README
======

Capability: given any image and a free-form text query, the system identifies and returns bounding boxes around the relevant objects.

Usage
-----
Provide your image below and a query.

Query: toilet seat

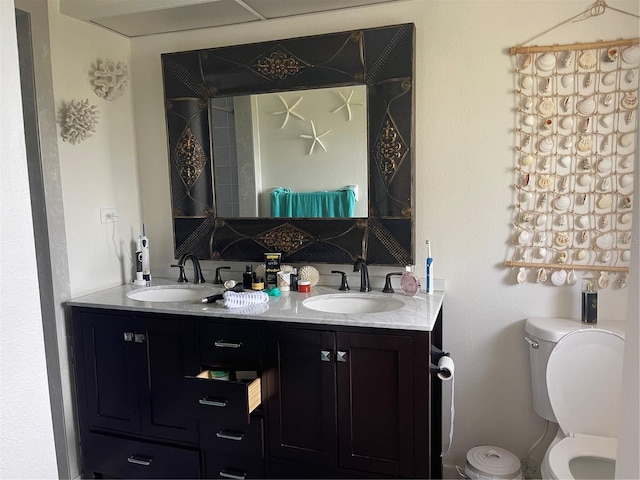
[546,329,624,438]
[546,434,617,479]
[544,329,624,479]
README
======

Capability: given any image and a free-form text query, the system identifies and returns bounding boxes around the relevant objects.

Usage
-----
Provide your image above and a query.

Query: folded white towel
[223,302,270,315]
[219,290,269,309]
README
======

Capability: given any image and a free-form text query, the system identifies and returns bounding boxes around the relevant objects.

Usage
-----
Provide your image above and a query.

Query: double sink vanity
[69,280,444,479]
[68,18,436,479]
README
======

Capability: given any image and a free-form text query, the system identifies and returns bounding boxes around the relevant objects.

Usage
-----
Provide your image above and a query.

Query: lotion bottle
[581,279,597,324]
[243,265,253,289]
[400,265,421,296]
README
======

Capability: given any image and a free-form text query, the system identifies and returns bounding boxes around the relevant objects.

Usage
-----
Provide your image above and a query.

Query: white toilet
[524,317,625,480]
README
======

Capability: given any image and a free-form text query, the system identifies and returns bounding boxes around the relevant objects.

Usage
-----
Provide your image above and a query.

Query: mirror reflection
[211,85,368,218]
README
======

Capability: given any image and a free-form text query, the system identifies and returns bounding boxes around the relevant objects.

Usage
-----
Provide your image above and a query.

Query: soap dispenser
[582,278,597,324]
[400,266,421,296]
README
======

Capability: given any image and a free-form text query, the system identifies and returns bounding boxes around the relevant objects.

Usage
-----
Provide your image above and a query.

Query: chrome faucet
[171,254,206,283]
[353,258,371,292]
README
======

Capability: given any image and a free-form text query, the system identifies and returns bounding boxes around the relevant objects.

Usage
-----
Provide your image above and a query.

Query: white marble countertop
[68,279,444,332]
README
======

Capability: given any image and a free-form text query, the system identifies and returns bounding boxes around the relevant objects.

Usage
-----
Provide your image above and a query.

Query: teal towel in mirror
[270,187,356,218]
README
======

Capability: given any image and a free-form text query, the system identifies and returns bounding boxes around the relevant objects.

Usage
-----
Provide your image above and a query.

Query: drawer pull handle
[219,469,247,480]
[214,340,242,348]
[199,397,228,407]
[127,455,152,466]
[216,430,245,441]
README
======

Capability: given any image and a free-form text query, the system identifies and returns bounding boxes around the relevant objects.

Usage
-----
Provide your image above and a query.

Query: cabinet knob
[134,333,146,344]
[123,332,134,342]
[337,350,348,362]
[320,350,331,362]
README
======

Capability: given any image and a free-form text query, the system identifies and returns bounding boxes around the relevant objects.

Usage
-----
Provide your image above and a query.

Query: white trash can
[464,446,523,480]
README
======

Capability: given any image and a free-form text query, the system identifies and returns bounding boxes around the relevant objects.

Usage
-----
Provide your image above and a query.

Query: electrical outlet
[100,208,119,224]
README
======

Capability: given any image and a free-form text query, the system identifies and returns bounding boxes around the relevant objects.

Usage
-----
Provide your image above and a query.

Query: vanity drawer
[205,451,264,479]
[199,415,263,455]
[199,323,261,368]
[82,432,200,479]
[187,375,261,424]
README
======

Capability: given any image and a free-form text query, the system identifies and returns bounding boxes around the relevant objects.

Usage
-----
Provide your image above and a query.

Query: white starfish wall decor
[331,89,363,121]
[300,120,331,155]
[272,94,305,129]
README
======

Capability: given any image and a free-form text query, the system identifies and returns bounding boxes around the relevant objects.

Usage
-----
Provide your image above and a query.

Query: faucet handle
[382,272,403,293]
[214,266,231,285]
[170,264,188,283]
[331,270,350,291]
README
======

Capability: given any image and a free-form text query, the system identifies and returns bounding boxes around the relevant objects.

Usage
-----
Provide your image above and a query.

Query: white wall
[0,0,58,477]
[131,0,639,473]
[47,0,142,298]
[616,129,639,478]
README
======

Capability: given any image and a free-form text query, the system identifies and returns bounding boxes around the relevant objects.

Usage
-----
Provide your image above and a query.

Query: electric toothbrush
[141,224,151,282]
[426,240,434,294]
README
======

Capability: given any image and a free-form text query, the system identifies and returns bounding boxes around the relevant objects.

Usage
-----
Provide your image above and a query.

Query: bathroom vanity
[69,283,444,479]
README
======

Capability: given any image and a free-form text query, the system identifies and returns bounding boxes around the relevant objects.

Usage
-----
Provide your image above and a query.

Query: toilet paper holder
[430,346,452,378]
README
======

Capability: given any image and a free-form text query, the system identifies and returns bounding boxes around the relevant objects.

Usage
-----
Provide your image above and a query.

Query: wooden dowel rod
[505,260,629,274]
[510,37,639,55]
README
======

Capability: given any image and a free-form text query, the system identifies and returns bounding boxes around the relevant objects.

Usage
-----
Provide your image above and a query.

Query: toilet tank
[524,317,583,422]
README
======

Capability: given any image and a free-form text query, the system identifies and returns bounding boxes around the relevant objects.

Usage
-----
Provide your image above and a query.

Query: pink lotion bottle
[400,266,421,296]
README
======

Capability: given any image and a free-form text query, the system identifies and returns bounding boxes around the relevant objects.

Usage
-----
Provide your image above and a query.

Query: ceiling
[59,0,404,37]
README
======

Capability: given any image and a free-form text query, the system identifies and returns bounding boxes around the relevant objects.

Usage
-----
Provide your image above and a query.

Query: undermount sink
[302,293,404,314]
[127,285,220,303]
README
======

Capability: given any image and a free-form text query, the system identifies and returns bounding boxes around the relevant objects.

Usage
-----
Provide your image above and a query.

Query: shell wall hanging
[507,40,638,288]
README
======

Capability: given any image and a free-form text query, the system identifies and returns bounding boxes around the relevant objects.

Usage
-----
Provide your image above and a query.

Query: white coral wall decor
[61,99,99,144]
[92,60,129,101]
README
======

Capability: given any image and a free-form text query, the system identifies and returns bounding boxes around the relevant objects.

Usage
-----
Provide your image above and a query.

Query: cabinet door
[77,310,199,443]
[336,332,414,477]
[139,316,199,443]
[79,311,141,433]
[266,328,337,466]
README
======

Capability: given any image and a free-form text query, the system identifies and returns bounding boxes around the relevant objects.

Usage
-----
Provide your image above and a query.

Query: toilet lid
[547,329,624,438]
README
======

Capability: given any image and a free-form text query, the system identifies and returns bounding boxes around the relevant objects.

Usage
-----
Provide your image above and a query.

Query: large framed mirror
[162,23,414,265]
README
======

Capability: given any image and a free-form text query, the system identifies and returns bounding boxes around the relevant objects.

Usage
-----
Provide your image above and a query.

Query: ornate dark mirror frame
[161,23,414,265]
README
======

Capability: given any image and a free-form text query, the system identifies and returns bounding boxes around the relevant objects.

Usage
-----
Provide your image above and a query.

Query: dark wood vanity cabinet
[74,309,199,441]
[189,322,265,479]
[265,327,430,478]
[72,307,441,479]
[72,309,201,478]
[265,328,338,468]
